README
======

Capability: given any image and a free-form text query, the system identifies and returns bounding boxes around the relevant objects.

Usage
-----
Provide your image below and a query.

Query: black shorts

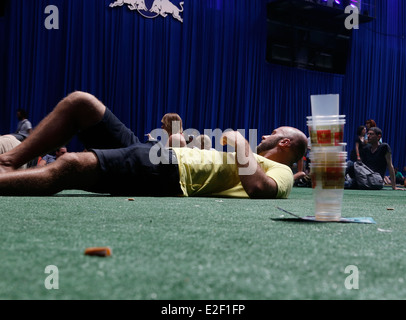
[78,108,182,197]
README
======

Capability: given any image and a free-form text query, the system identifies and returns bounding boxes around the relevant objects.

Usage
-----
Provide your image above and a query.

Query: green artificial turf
[0,187,405,300]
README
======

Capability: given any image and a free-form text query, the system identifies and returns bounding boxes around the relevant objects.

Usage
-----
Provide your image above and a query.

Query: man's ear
[278,138,291,148]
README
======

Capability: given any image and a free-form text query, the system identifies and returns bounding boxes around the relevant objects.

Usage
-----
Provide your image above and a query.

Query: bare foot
[0,156,16,173]
[0,165,15,174]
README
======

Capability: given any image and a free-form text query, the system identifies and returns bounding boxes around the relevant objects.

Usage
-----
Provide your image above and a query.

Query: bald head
[279,127,308,163]
[257,126,308,167]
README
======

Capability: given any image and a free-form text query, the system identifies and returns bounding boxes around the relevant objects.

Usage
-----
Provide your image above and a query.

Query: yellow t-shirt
[172,148,293,199]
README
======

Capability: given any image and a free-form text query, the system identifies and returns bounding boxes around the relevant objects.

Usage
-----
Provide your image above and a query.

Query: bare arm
[221,131,278,199]
[355,141,361,161]
[385,152,404,190]
[294,158,307,181]
[37,158,47,167]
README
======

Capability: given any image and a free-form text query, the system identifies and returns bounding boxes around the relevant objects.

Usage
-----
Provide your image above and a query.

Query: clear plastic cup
[307,121,346,147]
[309,143,347,153]
[307,115,346,121]
[309,163,347,221]
[309,151,348,163]
[311,94,340,117]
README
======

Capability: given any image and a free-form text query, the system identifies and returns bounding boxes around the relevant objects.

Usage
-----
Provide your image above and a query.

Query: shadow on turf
[54,193,112,198]
[271,218,320,224]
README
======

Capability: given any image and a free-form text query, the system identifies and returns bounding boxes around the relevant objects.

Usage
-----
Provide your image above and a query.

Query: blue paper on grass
[276,207,376,224]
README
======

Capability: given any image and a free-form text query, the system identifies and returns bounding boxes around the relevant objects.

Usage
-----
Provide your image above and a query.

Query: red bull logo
[109,0,184,23]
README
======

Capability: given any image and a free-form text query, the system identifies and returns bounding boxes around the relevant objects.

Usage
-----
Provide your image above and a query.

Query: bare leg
[0,152,102,196]
[0,91,106,172]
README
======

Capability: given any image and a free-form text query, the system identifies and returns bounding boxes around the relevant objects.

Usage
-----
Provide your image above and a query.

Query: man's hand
[220,131,245,148]
[294,171,307,181]
[221,131,252,173]
[220,131,278,199]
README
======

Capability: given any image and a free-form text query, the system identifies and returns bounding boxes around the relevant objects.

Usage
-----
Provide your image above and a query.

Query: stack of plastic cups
[307,94,347,222]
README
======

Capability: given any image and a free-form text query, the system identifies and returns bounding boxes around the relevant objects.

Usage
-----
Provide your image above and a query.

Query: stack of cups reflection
[308,94,347,222]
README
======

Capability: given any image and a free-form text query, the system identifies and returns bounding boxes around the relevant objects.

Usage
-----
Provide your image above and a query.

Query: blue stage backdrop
[0,0,405,169]
[0,16,5,119]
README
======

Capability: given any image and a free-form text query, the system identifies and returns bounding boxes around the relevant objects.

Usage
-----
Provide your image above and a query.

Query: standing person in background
[365,119,381,143]
[365,119,377,133]
[350,125,367,162]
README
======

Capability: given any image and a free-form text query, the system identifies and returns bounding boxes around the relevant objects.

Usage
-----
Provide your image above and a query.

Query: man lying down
[0,92,307,199]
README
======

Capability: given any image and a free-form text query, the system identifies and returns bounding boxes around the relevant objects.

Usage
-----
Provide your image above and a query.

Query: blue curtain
[1,0,405,168]
[0,16,4,119]
[343,0,406,169]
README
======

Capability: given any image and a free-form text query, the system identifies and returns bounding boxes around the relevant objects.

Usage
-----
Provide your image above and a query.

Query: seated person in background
[394,167,405,185]
[403,167,406,187]
[161,113,187,148]
[37,146,68,166]
[0,135,27,169]
[0,135,21,155]
[293,158,307,182]
[186,135,194,147]
[10,109,33,142]
[193,134,213,150]
[0,91,308,198]
[359,127,402,190]
[146,113,187,147]
[293,137,311,186]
